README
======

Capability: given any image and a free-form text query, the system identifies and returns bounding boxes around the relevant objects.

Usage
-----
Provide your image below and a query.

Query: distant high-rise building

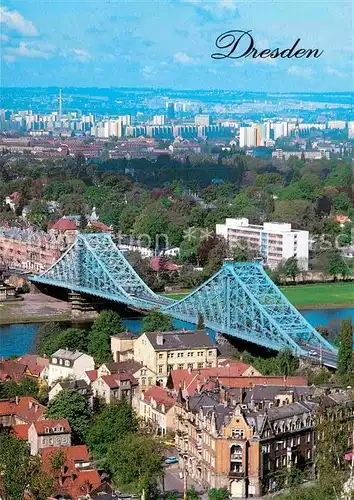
[153,115,165,126]
[59,89,62,119]
[119,115,131,126]
[239,125,257,147]
[166,103,175,120]
[348,121,354,139]
[195,115,211,127]
[328,120,346,130]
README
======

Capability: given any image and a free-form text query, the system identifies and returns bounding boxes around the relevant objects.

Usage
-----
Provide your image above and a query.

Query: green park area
[164,282,354,309]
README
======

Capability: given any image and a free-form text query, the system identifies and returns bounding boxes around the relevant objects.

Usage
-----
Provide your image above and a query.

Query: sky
[1,0,353,92]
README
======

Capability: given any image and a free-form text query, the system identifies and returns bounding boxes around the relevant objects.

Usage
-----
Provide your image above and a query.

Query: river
[0,308,353,358]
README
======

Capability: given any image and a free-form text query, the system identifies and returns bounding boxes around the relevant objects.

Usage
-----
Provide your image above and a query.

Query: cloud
[252,56,277,66]
[326,66,345,78]
[3,55,15,62]
[1,34,9,42]
[5,42,56,59]
[141,65,157,80]
[184,0,237,11]
[173,51,197,64]
[0,6,38,36]
[288,65,313,79]
[68,49,92,62]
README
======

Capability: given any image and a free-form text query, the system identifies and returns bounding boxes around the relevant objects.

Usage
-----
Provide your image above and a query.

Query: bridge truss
[30,233,337,358]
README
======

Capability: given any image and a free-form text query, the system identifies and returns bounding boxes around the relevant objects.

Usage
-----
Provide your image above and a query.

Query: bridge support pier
[69,292,101,320]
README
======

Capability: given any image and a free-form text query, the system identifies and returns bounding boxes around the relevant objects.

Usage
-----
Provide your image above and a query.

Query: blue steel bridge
[29,233,338,368]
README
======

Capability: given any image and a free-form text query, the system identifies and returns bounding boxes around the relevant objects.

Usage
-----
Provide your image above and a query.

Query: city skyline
[1,0,353,91]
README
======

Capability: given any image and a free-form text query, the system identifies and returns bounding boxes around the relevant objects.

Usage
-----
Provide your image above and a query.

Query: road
[162,462,206,498]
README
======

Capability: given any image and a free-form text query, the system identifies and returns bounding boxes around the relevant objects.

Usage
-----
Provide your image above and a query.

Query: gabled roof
[33,418,71,436]
[11,424,30,440]
[85,369,98,382]
[103,360,142,375]
[99,373,138,389]
[142,386,176,411]
[0,359,27,382]
[51,349,85,361]
[41,445,101,499]
[50,217,78,231]
[145,330,215,351]
[0,397,45,424]
[16,354,49,377]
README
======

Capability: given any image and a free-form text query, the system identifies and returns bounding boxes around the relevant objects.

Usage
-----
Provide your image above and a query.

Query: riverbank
[0,294,71,325]
[163,282,354,310]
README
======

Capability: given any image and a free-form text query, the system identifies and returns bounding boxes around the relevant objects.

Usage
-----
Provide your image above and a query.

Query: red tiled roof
[169,369,308,396]
[33,418,71,436]
[143,386,175,411]
[16,354,48,377]
[217,359,252,375]
[0,397,45,424]
[0,359,27,382]
[151,257,178,272]
[11,424,30,440]
[100,373,138,389]
[9,191,21,200]
[90,221,111,232]
[85,370,98,382]
[50,218,78,231]
[41,445,101,498]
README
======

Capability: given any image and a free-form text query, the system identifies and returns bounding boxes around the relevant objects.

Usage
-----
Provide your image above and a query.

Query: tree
[38,327,88,357]
[107,434,164,498]
[45,389,91,443]
[0,377,38,399]
[197,313,205,330]
[186,486,200,500]
[142,311,173,333]
[209,487,231,500]
[87,310,125,364]
[337,317,353,378]
[26,199,50,230]
[0,432,54,500]
[327,249,349,280]
[33,322,62,356]
[283,257,300,282]
[86,400,138,459]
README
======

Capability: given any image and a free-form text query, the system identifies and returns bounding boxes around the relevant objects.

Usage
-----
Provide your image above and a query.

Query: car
[309,350,318,357]
[165,456,179,464]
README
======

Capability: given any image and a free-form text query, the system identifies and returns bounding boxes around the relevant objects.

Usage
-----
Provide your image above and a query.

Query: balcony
[228,470,244,478]
[231,454,243,461]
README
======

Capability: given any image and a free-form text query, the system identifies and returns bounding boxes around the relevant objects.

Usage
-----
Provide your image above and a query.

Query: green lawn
[163,282,354,309]
[279,282,354,309]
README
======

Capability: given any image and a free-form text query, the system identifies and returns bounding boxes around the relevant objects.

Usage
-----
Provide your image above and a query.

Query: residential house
[97,360,156,391]
[0,358,27,382]
[47,349,95,386]
[217,358,262,377]
[16,354,49,382]
[110,331,136,362]
[49,379,93,404]
[41,445,101,498]
[0,396,45,427]
[138,385,176,435]
[92,372,138,405]
[134,330,217,386]
[28,418,71,455]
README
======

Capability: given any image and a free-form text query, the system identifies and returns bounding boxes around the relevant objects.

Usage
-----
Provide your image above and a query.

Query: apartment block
[175,387,353,498]
[134,330,218,386]
[216,218,309,270]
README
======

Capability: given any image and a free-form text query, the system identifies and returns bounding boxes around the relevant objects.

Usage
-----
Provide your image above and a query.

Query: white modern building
[47,349,95,387]
[216,218,309,270]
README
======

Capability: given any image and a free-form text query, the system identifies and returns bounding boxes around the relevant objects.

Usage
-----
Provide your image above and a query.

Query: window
[59,359,63,365]
[158,353,163,359]
[282,456,286,466]
[177,352,183,358]
[307,449,311,460]
[187,363,193,370]
[168,353,174,358]
[197,363,203,369]
[178,364,184,370]
[231,428,244,439]
[64,360,70,367]
[307,433,311,443]
[158,365,163,374]
[168,365,174,373]
[275,458,279,468]
[148,377,152,385]
[52,358,57,364]
[208,350,214,357]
